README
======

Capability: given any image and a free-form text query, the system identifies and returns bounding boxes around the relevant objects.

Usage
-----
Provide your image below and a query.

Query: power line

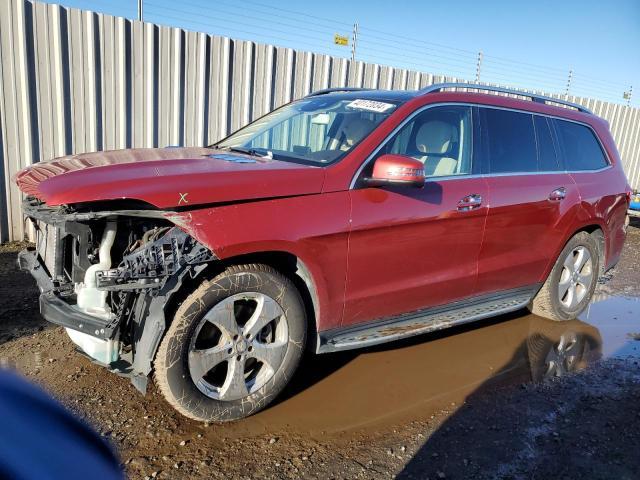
[157,0,346,38]
[236,0,353,28]
[144,4,346,53]
[144,7,348,57]
[355,50,474,79]
[356,34,479,68]
[145,1,338,42]
[358,25,477,57]
[482,54,568,75]
[357,48,474,76]
[55,0,636,106]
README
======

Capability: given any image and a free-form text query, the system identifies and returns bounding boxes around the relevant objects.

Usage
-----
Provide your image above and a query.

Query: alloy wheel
[557,246,594,310]
[543,332,581,378]
[188,292,288,401]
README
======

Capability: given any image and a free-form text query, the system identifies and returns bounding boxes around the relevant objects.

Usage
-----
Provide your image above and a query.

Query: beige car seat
[415,121,458,176]
[338,118,375,151]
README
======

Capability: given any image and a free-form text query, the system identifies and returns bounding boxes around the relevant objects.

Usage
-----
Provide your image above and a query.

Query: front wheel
[154,264,307,422]
[528,231,600,321]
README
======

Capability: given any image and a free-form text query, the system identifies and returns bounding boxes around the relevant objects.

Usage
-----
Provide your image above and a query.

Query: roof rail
[419,82,593,114]
[306,87,372,97]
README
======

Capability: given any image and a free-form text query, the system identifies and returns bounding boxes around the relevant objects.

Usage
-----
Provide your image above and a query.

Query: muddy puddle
[200,294,640,439]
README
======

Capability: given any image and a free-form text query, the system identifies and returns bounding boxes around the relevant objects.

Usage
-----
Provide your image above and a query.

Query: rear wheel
[154,264,307,422]
[528,231,600,321]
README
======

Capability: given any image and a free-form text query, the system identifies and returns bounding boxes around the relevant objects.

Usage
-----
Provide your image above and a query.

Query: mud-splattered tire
[528,232,600,321]
[154,264,307,422]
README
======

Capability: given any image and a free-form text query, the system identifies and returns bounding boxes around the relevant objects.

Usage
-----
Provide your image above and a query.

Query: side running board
[318,285,539,353]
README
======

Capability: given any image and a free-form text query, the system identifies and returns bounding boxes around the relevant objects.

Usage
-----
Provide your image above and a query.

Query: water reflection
[202,295,640,438]
[579,294,640,358]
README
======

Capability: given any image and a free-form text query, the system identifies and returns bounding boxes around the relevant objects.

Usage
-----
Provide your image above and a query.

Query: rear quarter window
[553,119,609,171]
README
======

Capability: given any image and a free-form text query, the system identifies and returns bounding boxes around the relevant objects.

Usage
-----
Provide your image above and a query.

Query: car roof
[307,83,594,119]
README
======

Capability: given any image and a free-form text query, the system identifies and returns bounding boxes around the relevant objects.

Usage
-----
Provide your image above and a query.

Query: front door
[343,105,489,327]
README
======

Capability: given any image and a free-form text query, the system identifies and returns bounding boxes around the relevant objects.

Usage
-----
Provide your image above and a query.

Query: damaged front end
[18,197,215,392]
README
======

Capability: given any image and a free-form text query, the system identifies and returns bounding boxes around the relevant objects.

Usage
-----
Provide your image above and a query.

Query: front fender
[166,192,352,333]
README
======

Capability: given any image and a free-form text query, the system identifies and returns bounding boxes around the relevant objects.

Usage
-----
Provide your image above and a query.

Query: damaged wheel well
[164,251,319,352]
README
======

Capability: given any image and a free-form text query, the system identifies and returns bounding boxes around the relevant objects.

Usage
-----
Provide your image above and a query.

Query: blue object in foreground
[0,370,123,480]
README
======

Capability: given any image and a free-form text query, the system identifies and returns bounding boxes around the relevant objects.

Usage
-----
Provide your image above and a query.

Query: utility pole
[475,51,483,83]
[565,69,573,97]
[351,22,359,64]
[138,0,143,21]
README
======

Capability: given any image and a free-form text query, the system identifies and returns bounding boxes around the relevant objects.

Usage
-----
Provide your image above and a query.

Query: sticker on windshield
[346,99,395,113]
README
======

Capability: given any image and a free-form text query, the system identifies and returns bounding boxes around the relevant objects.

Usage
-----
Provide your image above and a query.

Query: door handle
[549,187,566,201]
[457,194,483,211]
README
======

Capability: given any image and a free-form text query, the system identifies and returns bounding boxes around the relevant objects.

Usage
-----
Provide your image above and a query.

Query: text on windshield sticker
[347,99,395,113]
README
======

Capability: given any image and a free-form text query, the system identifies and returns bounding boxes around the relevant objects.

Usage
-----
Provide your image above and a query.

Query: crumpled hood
[14,147,325,208]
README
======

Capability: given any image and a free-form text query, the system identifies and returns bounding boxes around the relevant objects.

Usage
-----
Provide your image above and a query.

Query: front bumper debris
[18,248,116,339]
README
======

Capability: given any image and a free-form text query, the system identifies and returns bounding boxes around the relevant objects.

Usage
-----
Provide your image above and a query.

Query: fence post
[565,69,573,97]
[351,22,358,64]
[475,51,483,83]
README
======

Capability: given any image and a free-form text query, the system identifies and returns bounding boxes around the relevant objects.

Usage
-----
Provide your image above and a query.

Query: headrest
[343,118,375,145]
[416,121,458,155]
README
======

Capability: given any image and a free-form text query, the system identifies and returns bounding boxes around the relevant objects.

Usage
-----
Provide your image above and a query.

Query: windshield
[214,96,399,164]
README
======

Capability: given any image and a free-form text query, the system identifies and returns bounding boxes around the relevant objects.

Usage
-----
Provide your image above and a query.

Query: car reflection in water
[197,303,615,439]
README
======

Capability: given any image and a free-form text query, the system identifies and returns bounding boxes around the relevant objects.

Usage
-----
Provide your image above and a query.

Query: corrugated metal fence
[1,0,639,242]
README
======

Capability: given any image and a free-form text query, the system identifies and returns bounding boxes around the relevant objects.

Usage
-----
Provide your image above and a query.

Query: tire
[528,231,600,321]
[154,264,307,422]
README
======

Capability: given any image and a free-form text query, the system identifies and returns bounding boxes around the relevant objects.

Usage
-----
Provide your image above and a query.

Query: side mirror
[365,154,425,188]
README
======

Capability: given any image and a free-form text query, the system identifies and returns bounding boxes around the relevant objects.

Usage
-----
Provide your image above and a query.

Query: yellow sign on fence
[334,34,349,46]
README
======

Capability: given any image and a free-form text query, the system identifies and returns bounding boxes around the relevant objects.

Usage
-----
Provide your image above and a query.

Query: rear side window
[554,119,608,171]
[481,108,537,174]
[534,116,561,171]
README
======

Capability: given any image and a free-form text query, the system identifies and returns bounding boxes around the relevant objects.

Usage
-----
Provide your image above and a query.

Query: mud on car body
[14,83,631,422]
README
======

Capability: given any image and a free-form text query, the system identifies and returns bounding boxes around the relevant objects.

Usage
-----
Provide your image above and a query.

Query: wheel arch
[158,249,322,353]
[217,250,321,351]
[542,221,607,283]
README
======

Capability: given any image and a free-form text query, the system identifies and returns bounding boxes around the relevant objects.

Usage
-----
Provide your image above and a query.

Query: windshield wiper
[217,145,273,158]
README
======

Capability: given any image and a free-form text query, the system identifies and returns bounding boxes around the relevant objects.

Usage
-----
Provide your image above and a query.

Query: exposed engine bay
[18,197,216,392]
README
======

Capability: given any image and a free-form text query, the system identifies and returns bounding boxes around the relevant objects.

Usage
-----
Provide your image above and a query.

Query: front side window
[481,108,537,174]
[553,119,609,171]
[214,96,398,165]
[368,105,473,177]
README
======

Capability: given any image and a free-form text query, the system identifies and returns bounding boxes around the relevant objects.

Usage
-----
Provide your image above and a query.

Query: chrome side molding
[317,285,540,353]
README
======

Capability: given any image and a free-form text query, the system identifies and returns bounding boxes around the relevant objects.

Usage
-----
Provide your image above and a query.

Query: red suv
[15,83,631,422]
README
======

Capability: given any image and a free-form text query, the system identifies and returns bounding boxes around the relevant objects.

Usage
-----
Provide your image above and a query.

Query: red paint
[15,91,630,333]
[370,154,425,186]
[14,147,325,208]
[474,173,580,296]
[344,177,488,326]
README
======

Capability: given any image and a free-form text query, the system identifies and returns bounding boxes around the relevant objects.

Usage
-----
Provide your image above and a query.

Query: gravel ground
[0,219,639,479]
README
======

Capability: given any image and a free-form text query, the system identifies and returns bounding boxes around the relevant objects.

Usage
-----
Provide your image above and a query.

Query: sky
[46,0,639,105]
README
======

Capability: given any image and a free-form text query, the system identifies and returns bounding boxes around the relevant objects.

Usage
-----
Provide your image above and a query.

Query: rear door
[343,105,489,327]
[474,108,579,296]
